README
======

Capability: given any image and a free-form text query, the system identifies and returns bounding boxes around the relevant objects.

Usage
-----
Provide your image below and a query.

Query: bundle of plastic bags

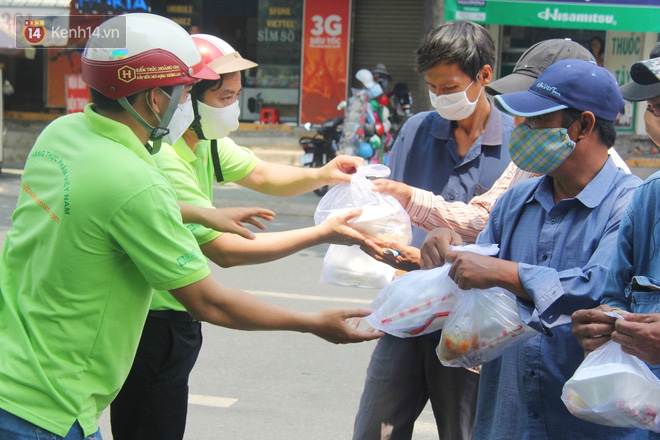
[315,164,412,288]
[437,286,538,368]
[319,244,396,289]
[562,333,660,432]
[315,164,412,245]
[365,244,499,337]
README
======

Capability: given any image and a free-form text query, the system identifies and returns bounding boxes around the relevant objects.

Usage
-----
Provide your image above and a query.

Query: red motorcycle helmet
[375,121,385,136]
[192,34,257,75]
[82,13,217,100]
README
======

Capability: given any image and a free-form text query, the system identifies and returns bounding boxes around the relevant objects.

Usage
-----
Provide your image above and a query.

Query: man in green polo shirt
[0,14,380,440]
[111,34,369,440]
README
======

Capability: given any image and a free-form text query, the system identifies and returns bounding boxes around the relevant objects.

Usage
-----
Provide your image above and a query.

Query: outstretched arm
[237,155,364,197]
[374,163,534,244]
[178,202,275,239]
[201,209,366,267]
[170,275,382,344]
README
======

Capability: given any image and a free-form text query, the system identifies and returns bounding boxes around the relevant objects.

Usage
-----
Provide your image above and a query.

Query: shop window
[500,26,605,77]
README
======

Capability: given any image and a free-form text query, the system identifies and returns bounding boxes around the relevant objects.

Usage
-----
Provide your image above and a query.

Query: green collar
[170,137,199,163]
[83,104,156,166]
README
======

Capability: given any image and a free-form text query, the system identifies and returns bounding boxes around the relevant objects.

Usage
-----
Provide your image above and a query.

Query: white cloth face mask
[198,100,241,140]
[429,80,483,120]
[163,94,195,145]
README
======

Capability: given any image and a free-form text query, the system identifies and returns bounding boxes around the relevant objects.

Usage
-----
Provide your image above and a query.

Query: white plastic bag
[314,164,412,246]
[437,287,538,368]
[562,339,660,432]
[315,164,412,288]
[320,244,395,289]
[364,244,499,337]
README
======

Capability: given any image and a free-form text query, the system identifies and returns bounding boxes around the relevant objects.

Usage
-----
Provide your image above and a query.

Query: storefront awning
[445,0,660,33]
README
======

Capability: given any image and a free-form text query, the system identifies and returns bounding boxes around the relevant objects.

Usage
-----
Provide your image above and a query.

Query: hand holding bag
[437,286,538,368]
[315,164,412,288]
[364,244,499,336]
[562,338,660,432]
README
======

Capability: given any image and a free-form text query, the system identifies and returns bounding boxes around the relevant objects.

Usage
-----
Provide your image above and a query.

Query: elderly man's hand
[360,239,420,272]
[420,228,463,269]
[372,179,413,209]
[571,305,617,355]
[442,250,500,290]
[612,313,660,365]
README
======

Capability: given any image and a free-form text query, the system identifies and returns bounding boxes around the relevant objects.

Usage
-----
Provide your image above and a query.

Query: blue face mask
[508,124,576,174]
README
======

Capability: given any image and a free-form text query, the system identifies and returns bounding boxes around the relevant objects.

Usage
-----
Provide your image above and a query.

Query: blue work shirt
[475,158,641,440]
[601,171,660,440]
[388,108,513,248]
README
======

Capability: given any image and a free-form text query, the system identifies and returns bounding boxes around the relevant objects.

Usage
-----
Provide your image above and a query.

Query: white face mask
[162,95,195,145]
[428,81,483,120]
[198,100,241,140]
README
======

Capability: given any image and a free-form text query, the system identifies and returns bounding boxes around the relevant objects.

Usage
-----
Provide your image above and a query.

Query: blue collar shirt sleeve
[479,158,641,331]
[473,158,641,440]
[600,173,660,435]
[601,173,660,313]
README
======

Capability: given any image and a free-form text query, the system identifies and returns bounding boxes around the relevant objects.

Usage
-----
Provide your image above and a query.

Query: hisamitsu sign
[446,0,660,32]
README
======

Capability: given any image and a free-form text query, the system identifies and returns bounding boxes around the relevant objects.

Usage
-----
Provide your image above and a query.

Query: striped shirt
[405,148,629,243]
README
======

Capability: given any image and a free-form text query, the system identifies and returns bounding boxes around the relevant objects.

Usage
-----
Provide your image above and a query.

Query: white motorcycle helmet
[81,13,218,153]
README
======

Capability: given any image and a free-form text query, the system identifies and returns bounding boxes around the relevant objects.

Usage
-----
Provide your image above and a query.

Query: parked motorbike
[299,116,344,196]
[389,82,413,136]
[299,65,411,193]
[338,65,412,165]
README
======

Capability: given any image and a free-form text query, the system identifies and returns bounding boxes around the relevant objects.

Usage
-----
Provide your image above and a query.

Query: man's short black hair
[192,71,241,101]
[562,108,617,148]
[193,76,225,101]
[415,21,495,77]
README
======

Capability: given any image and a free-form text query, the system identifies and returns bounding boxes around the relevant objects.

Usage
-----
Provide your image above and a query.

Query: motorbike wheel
[310,153,334,197]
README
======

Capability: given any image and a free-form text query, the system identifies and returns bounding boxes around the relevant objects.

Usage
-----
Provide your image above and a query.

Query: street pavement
[1,159,659,439]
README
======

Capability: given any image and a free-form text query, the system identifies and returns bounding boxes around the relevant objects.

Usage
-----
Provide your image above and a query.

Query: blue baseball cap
[494,59,624,122]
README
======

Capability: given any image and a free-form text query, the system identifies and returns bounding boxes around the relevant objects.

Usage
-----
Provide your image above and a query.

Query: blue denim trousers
[0,407,102,440]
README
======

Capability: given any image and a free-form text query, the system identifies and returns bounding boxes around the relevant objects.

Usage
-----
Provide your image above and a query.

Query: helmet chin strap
[118,84,185,155]
[189,86,207,140]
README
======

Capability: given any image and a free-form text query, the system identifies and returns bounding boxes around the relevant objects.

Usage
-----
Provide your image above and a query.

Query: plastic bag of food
[364,244,499,336]
[562,339,660,432]
[320,244,396,289]
[314,164,412,246]
[437,287,538,368]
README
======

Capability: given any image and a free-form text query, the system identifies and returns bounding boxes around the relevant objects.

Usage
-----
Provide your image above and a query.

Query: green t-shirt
[150,136,260,312]
[0,105,211,437]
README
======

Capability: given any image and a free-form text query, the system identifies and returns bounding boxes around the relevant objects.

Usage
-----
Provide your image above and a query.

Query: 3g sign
[310,14,342,37]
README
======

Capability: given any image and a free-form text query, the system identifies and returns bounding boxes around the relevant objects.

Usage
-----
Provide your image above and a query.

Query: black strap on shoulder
[210,139,224,183]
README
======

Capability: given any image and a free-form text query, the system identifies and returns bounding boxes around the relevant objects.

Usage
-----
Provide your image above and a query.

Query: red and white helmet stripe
[192,34,257,75]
